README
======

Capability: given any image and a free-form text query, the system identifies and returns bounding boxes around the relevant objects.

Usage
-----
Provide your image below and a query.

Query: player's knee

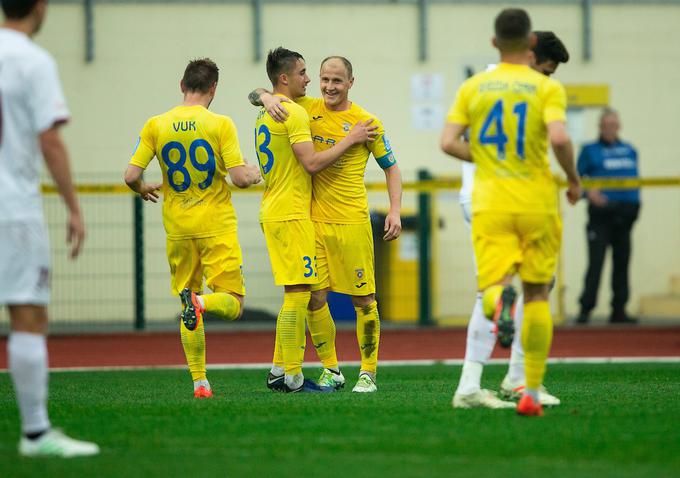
[233,294,245,320]
[8,305,48,334]
[351,294,376,308]
[308,289,329,311]
[522,282,550,302]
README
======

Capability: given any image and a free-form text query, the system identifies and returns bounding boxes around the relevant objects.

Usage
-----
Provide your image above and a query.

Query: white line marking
[0,356,678,373]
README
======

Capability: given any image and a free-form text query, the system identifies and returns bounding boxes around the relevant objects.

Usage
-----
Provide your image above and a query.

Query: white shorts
[0,221,51,305]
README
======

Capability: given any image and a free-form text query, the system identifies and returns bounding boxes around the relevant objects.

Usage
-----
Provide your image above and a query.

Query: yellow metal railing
[43,175,680,195]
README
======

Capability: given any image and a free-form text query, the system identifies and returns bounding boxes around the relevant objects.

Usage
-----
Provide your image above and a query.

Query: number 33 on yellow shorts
[261,219,318,286]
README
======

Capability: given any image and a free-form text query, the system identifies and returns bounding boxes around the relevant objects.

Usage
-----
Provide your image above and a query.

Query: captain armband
[376,152,397,169]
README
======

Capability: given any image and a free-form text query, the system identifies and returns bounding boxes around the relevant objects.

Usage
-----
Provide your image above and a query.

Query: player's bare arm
[248,88,290,123]
[228,163,262,188]
[291,119,378,175]
[383,164,402,241]
[440,122,472,162]
[40,126,85,259]
[548,121,581,204]
[124,164,162,203]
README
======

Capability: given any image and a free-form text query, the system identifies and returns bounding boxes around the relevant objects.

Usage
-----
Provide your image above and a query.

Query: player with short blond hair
[251,55,402,393]
[254,47,377,393]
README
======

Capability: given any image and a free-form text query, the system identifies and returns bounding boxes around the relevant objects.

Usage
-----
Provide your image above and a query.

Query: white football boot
[499,375,561,407]
[317,368,346,390]
[452,389,516,409]
[19,429,100,458]
[352,372,377,393]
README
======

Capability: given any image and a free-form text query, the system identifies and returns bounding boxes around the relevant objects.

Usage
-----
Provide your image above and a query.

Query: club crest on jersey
[355,268,365,279]
[343,122,351,132]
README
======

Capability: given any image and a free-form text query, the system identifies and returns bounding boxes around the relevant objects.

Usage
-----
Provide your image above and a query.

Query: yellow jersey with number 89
[446,62,567,215]
[129,105,244,240]
[255,95,313,223]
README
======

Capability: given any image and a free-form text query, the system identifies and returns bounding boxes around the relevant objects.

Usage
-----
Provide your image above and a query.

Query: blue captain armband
[376,152,397,169]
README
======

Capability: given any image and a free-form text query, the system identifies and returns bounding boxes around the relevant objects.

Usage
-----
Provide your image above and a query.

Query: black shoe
[609,312,638,324]
[267,372,285,392]
[280,378,335,393]
[575,312,590,325]
[179,288,200,331]
[494,285,517,348]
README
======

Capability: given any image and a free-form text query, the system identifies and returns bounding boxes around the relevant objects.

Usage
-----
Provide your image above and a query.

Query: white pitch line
[0,356,678,373]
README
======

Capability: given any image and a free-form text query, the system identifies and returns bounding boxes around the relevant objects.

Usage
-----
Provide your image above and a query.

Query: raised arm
[548,121,581,205]
[440,122,472,162]
[383,164,403,241]
[248,88,290,123]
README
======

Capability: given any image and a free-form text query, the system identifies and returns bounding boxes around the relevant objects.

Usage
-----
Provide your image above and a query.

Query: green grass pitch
[1,363,679,478]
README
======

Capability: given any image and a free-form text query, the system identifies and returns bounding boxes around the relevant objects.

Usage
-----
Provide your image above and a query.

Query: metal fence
[1,174,679,332]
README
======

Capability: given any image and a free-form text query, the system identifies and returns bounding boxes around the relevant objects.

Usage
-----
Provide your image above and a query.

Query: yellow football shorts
[261,219,318,286]
[166,231,246,296]
[472,212,562,291]
[312,221,375,296]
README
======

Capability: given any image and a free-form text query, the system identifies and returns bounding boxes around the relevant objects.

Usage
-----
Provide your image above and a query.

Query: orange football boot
[194,385,213,399]
[517,394,543,416]
[180,288,205,331]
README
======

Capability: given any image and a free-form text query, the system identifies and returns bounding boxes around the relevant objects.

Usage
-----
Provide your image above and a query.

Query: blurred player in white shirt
[0,0,98,457]
[453,31,570,409]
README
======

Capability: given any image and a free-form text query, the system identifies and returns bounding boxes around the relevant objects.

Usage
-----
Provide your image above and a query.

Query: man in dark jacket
[577,108,640,324]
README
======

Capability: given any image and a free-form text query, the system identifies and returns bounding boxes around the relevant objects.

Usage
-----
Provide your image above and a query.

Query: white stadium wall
[23,2,680,322]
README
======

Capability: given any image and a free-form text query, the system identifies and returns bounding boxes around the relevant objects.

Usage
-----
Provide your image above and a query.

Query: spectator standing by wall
[577,108,640,324]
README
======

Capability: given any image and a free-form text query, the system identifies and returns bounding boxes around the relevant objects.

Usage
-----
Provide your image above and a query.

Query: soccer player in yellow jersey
[254,47,377,393]
[124,59,261,398]
[440,9,581,416]
[453,32,570,410]
[252,56,402,393]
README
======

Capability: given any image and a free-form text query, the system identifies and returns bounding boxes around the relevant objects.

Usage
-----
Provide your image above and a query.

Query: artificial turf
[0,363,678,478]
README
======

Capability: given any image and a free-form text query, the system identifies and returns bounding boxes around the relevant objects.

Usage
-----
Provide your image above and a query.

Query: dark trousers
[579,202,640,315]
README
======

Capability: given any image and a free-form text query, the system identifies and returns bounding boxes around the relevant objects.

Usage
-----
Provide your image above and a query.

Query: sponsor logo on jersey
[312,115,323,121]
[343,122,351,132]
[312,135,336,146]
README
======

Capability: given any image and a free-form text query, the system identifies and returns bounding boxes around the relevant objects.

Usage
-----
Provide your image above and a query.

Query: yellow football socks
[202,292,241,321]
[521,301,553,390]
[278,291,310,376]
[355,301,380,375]
[307,304,338,370]
[180,316,206,382]
[481,284,505,319]
[272,320,284,369]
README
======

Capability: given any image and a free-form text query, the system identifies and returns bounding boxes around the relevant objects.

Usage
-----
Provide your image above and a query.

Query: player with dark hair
[453,30,571,409]
[251,55,402,393]
[441,8,581,416]
[125,57,262,398]
[1,0,99,457]
[254,47,377,393]
[532,31,569,76]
